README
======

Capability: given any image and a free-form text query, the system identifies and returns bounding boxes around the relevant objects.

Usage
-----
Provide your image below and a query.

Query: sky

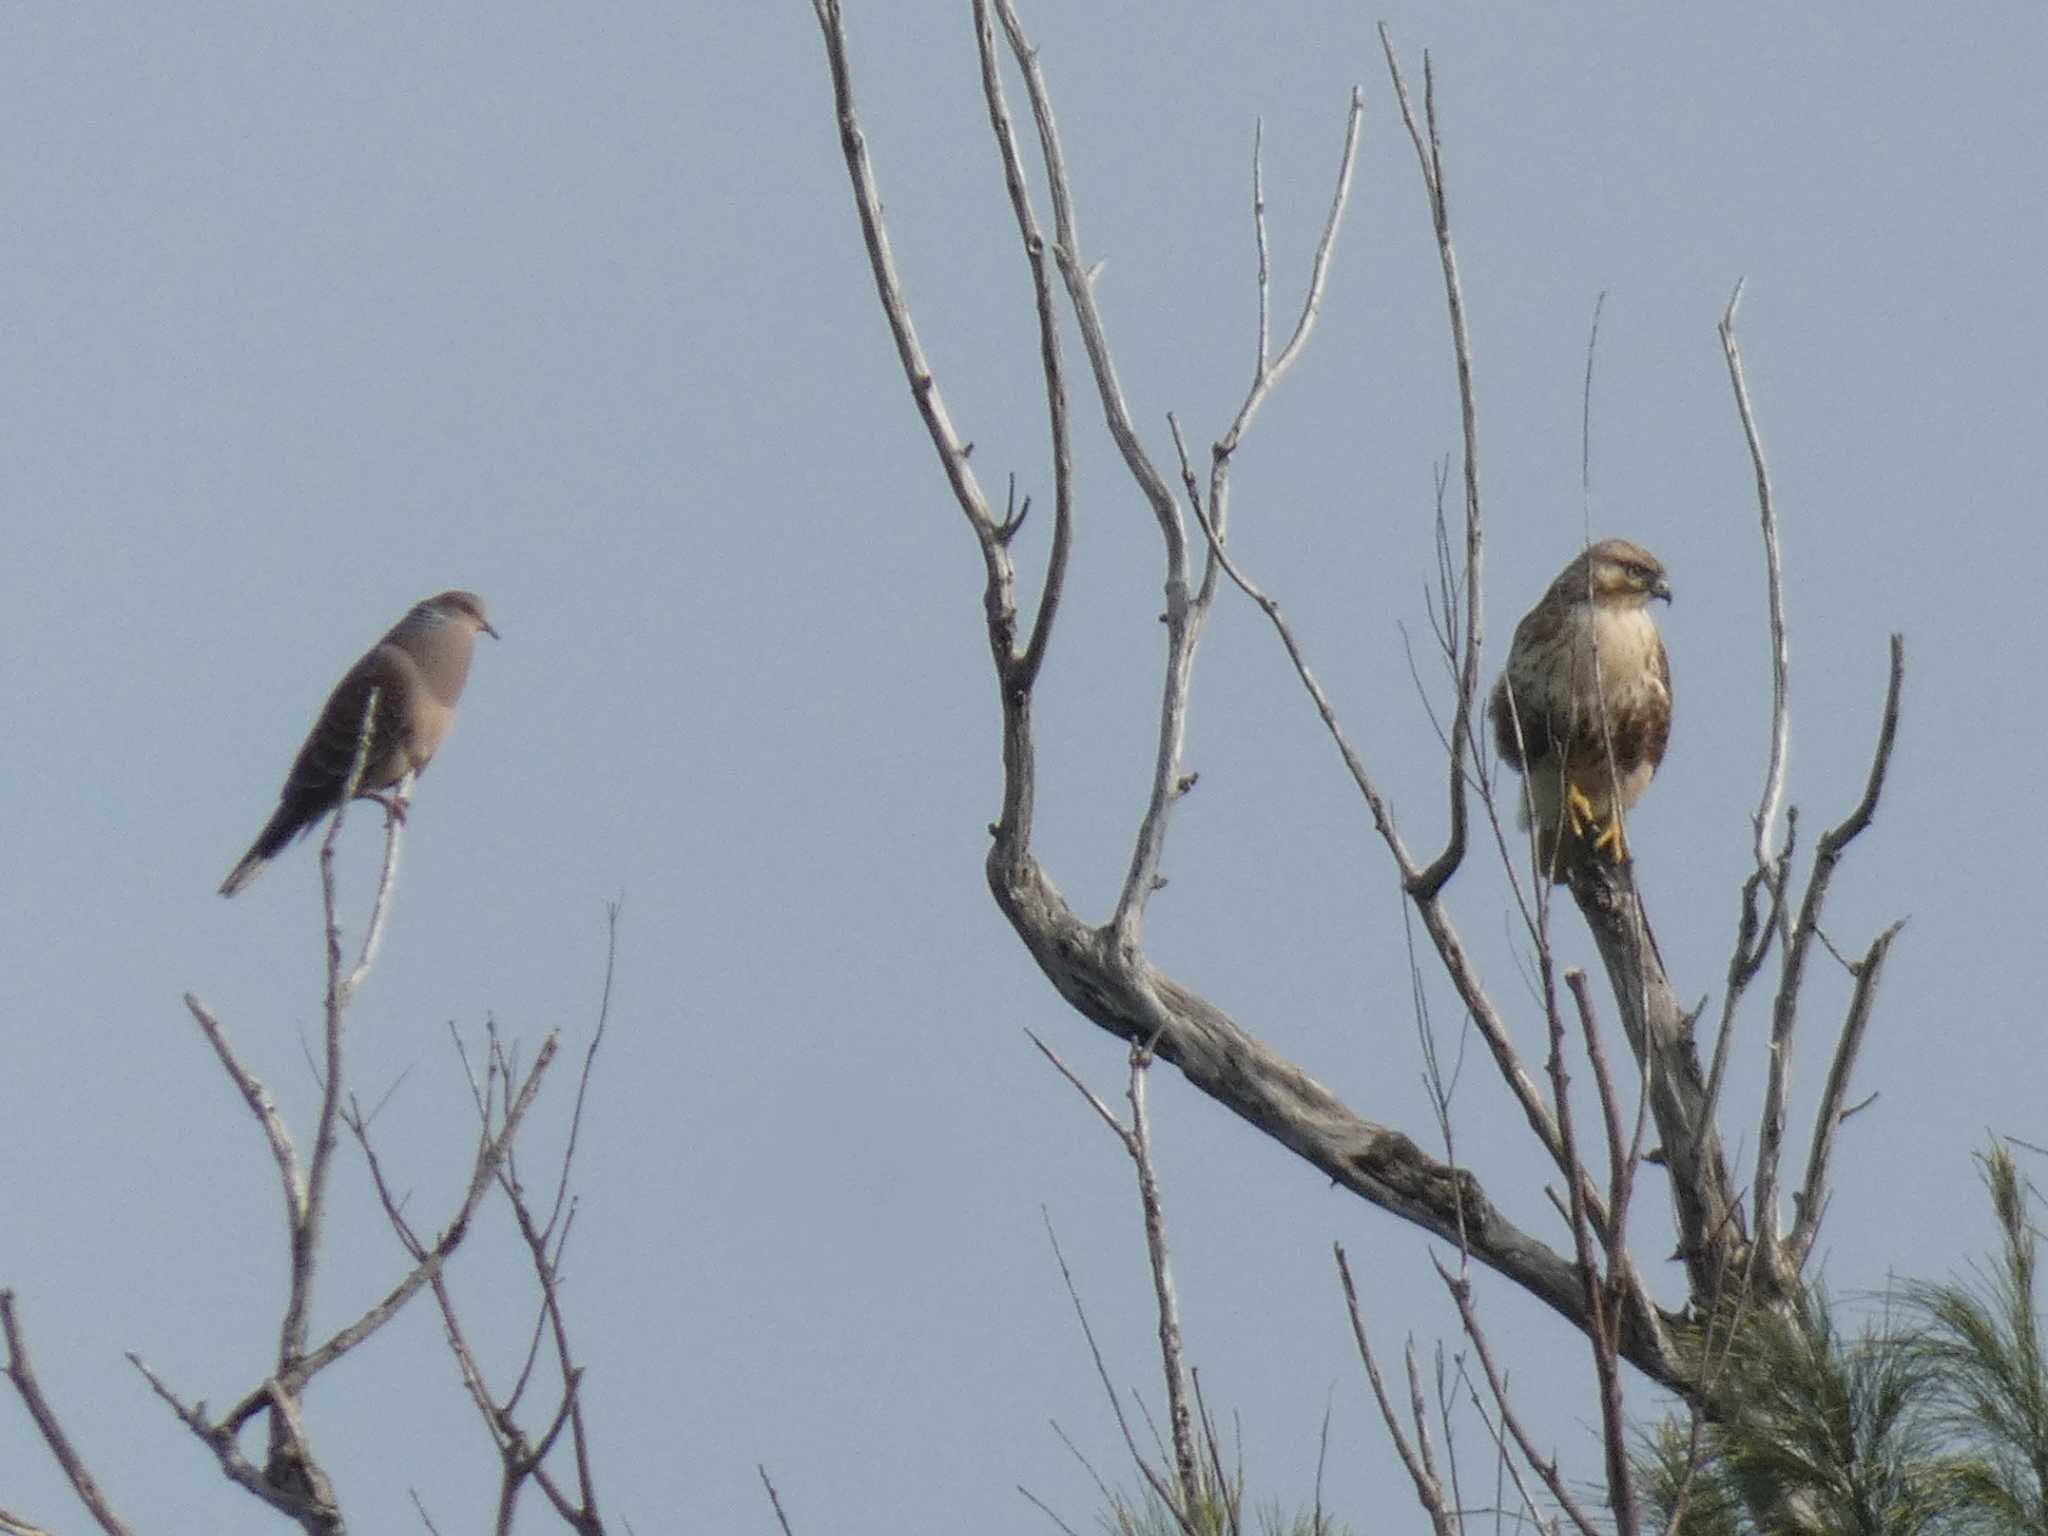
[2,3,2044,1532]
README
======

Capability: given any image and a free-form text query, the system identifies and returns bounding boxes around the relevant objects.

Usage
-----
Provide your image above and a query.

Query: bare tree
[2,722,617,1535]
[809,1,1904,1523]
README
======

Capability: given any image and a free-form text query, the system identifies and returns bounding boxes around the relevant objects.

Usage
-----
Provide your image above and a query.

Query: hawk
[1490,539,1672,881]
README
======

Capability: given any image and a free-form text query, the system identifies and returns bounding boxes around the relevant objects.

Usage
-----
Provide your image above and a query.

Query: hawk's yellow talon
[1590,816,1628,861]
[1565,784,1598,837]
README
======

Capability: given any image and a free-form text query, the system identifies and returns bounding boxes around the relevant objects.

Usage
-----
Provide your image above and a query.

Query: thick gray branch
[1568,861,1751,1300]
[989,850,1684,1387]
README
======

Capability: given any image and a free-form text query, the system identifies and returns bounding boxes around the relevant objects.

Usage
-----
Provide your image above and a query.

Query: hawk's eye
[1626,561,1651,583]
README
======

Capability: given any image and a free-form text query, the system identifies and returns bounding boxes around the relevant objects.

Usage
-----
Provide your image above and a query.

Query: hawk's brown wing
[1491,601,1571,770]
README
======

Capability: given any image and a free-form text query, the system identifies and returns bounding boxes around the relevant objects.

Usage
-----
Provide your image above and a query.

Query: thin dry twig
[1016,1484,1088,1536]
[1040,1212,1193,1532]
[1428,1344,1468,1531]
[810,0,996,533]
[1787,919,1902,1267]
[1558,974,1640,1536]
[1,1292,139,1536]
[409,1019,608,1531]
[1755,634,1905,1272]
[1704,282,1796,1135]
[971,0,1072,694]
[1433,1254,1602,1536]
[1379,27,1485,900]
[1031,1033,1203,1516]
[340,766,411,1004]
[285,692,394,1382]
[1334,1250,1457,1536]
[409,1488,446,1536]
[1720,283,1791,876]
[182,992,304,1228]
[759,1466,797,1536]
[1214,89,1364,471]
[389,908,621,1534]
[1445,1349,1554,1533]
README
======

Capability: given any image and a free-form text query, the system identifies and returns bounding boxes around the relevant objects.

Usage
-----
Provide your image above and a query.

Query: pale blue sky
[3,4,2043,1532]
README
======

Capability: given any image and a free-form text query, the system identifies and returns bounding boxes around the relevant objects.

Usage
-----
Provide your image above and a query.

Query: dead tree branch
[1031,1035,1204,1515]
[370,909,620,1534]
[1753,635,1906,1279]
[810,7,1903,1451]
[1,1292,139,1536]
[1334,1251,1458,1536]
[1378,27,1486,902]
[810,0,1685,1389]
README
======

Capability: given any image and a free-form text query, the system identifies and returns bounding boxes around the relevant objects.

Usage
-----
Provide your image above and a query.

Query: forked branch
[809,0,1686,1388]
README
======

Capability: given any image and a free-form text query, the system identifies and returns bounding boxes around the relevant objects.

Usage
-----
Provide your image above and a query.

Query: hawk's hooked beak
[482,618,501,640]
[1652,577,1673,604]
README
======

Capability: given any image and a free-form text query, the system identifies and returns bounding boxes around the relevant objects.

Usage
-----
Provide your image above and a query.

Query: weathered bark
[990,833,1686,1388]
[1570,860,1759,1303]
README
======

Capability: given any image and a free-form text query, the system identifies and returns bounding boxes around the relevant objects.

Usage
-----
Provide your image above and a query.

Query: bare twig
[1559,975,1640,1536]
[182,992,304,1229]
[1380,28,1485,900]
[759,1466,798,1536]
[216,1032,562,1439]
[809,1,996,534]
[1125,1061,1200,1512]
[1789,918,1905,1267]
[1048,1419,1126,1530]
[1334,1250,1457,1536]
[1032,1036,1203,1515]
[971,0,1072,696]
[987,0,1180,546]
[1445,1349,1555,1533]
[1433,1255,1602,1536]
[1214,89,1364,470]
[1192,85,1363,646]
[368,913,620,1534]
[284,688,389,1381]
[1755,635,1905,1272]
[543,900,622,1240]
[1720,283,1791,874]
[340,767,411,1005]
[1016,1484,1086,1536]
[1705,281,1796,1137]
[1041,1213,1191,1530]
[1026,1030,1126,1137]
[1,1292,139,1536]
[409,1488,446,1535]
[1187,500,1416,875]
[417,1018,605,1533]
[1428,1345,1467,1530]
